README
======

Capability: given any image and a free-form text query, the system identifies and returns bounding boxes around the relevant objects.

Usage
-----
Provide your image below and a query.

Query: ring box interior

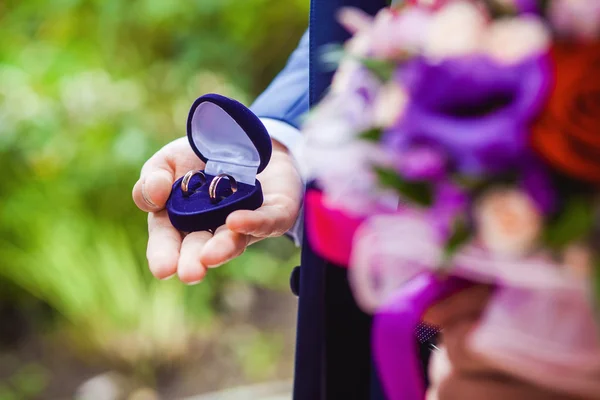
[167,94,272,232]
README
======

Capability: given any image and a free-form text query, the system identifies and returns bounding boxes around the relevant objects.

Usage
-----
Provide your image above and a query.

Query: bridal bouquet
[301,1,600,399]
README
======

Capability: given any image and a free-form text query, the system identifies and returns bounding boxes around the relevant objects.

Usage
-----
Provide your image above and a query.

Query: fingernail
[199,249,223,269]
[185,280,202,286]
[141,182,158,208]
[207,260,227,269]
[160,273,176,281]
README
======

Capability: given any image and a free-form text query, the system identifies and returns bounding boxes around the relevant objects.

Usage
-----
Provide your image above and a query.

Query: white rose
[346,31,372,58]
[337,7,373,34]
[331,59,362,94]
[373,82,408,128]
[424,1,487,62]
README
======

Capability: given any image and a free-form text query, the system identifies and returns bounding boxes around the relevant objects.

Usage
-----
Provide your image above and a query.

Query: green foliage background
[0,0,307,389]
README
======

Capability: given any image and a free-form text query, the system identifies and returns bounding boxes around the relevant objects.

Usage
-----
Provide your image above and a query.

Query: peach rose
[483,16,551,65]
[562,242,593,281]
[475,188,543,257]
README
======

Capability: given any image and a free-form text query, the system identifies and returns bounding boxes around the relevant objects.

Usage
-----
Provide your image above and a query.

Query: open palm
[133,137,302,284]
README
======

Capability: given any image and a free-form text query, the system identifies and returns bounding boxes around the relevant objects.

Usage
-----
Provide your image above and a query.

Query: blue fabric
[250,31,310,129]
[295,2,388,400]
[309,0,386,104]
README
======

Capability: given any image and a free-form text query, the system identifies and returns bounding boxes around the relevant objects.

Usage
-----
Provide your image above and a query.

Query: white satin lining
[191,102,260,185]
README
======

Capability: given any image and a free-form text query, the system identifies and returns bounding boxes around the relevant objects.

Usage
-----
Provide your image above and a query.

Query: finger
[133,167,174,212]
[441,315,484,373]
[227,200,295,238]
[133,138,206,212]
[147,210,182,280]
[199,225,250,268]
[423,285,492,327]
[428,345,452,395]
[177,231,213,284]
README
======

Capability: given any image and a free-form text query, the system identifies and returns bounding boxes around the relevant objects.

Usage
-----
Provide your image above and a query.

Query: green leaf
[484,0,551,18]
[453,171,519,194]
[360,58,396,82]
[0,386,17,400]
[538,0,552,13]
[359,128,384,142]
[593,260,600,323]
[443,217,471,261]
[543,196,595,249]
[483,0,517,18]
[374,167,433,206]
[453,175,484,191]
[319,44,346,72]
[10,364,48,398]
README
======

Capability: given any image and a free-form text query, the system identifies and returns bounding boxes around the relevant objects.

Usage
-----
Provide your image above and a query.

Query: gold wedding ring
[209,173,238,203]
[181,170,207,196]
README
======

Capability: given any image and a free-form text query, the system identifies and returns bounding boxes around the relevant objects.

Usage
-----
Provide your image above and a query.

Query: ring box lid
[187,94,272,185]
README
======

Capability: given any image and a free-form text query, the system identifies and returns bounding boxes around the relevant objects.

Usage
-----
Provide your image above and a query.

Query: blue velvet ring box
[166,94,272,232]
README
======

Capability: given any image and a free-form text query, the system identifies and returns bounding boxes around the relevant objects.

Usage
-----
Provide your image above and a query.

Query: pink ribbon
[305,189,364,266]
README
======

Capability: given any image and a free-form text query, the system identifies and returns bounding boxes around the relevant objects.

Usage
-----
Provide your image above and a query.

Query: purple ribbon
[373,273,471,400]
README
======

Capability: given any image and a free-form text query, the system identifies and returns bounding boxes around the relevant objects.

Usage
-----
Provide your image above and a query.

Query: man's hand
[133,137,303,284]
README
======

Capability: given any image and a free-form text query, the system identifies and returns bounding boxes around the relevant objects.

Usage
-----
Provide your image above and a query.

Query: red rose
[531,42,600,184]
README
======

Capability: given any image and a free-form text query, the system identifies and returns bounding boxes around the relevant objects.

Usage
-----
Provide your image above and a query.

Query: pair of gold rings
[181,171,238,203]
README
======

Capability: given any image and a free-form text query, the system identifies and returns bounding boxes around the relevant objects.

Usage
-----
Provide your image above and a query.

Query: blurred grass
[0,0,306,385]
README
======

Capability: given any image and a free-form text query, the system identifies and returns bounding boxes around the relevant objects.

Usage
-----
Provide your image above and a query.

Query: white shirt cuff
[260,118,302,157]
[260,118,304,247]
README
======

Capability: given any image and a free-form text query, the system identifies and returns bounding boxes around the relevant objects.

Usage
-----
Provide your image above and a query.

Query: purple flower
[519,157,557,215]
[332,61,381,103]
[393,54,551,176]
[512,0,541,14]
[393,146,447,182]
[430,181,469,240]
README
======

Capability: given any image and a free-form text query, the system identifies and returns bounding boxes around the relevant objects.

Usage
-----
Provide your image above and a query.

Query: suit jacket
[251,1,430,399]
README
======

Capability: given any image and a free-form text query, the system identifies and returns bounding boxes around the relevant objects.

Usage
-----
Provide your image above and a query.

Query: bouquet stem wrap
[373,274,470,400]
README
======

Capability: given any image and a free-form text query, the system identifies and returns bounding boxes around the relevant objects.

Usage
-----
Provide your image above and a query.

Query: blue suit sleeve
[250,30,310,130]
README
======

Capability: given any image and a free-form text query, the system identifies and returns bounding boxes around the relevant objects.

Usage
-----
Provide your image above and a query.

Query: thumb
[133,163,175,212]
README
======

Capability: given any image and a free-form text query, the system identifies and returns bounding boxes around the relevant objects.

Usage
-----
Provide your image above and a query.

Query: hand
[133,137,303,284]
[422,285,492,327]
